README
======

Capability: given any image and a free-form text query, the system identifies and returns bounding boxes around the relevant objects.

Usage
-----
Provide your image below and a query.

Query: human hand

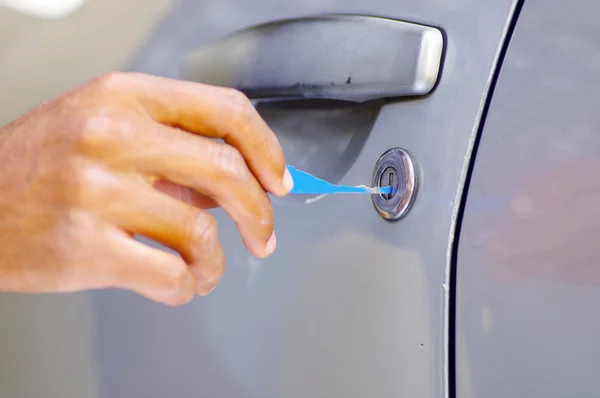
[0,72,292,305]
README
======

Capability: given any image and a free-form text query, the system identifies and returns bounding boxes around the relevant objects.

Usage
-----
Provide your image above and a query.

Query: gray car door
[0,0,519,397]
[456,0,600,397]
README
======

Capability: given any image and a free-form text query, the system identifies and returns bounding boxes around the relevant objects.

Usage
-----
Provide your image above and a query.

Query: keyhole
[379,166,398,200]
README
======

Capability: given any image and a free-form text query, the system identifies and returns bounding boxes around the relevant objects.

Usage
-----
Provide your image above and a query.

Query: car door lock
[371,147,419,221]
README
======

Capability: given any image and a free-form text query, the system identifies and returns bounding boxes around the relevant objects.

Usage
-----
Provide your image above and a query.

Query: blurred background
[0,0,173,125]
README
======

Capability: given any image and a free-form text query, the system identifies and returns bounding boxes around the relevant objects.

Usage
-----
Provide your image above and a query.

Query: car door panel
[0,0,519,397]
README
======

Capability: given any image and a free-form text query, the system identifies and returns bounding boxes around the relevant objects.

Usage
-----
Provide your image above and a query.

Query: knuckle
[224,88,254,126]
[162,267,191,295]
[224,88,251,109]
[65,164,118,207]
[65,165,94,206]
[75,113,114,147]
[261,131,279,155]
[209,142,245,178]
[191,212,219,251]
[111,116,135,139]
[90,71,129,94]
[75,112,134,150]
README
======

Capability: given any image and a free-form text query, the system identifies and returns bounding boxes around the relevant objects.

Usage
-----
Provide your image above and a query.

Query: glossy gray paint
[0,0,518,397]
[456,0,600,396]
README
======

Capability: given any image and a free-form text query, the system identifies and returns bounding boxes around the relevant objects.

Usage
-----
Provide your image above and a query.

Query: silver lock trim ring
[371,147,419,221]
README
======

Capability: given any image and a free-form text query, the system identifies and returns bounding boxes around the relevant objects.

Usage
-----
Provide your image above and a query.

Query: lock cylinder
[371,147,419,221]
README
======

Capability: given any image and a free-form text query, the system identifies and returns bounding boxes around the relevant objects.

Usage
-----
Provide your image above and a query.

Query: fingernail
[265,231,277,256]
[282,167,294,193]
[197,283,216,296]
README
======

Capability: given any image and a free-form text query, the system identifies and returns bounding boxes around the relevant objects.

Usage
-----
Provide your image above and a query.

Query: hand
[484,158,600,285]
[0,72,292,305]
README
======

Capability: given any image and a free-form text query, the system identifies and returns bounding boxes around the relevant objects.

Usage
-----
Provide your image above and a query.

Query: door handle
[181,15,444,103]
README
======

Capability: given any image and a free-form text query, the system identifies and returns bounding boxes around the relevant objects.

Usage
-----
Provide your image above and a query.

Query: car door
[0,0,519,397]
[456,0,600,397]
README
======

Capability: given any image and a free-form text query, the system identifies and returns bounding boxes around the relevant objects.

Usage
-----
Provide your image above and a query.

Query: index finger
[103,72,293,196]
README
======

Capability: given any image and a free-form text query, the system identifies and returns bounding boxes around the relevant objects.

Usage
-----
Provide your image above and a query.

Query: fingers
[100,228,197,306]
[90,72,293,196]
[153,180,218,209]
[93,174,227,295]
[97,119,277,258]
